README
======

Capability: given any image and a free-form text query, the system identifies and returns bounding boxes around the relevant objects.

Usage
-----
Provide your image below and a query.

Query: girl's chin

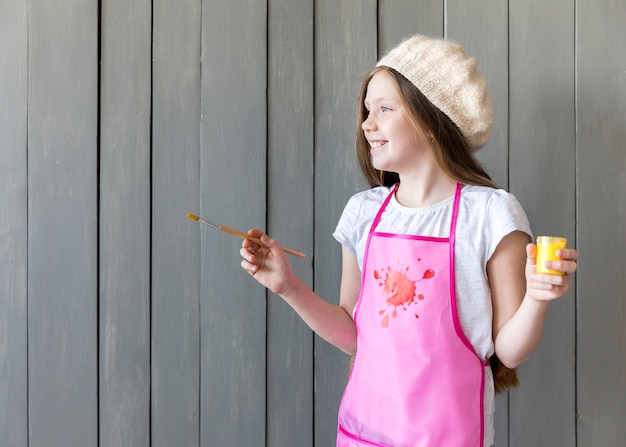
[371,158,392,172]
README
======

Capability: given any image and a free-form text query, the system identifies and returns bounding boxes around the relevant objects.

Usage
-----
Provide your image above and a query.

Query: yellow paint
[536,236,567,275]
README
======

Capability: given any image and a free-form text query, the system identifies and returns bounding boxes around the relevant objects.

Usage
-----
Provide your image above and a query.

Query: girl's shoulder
[461,185,526,213]
[460,185,532,248]
[348,185,393,202]
[462,184,517,200]
[343,185,393,216]
[335,186,393,258]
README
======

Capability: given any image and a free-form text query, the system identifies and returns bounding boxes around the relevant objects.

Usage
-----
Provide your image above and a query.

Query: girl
[240,34,578,447]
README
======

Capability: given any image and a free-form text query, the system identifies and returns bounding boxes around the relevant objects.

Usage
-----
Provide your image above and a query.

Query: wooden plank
[151,0,202,445]
[314,1,376,445]
[200,1,267,445]
[0,0,28,445]
[99,0,151,445]
[266,0,315,445]
[576,1,626,445]
[445,2,510,445]
[379,0,443,52]
[27,0,99,445]
[508,1,576,446]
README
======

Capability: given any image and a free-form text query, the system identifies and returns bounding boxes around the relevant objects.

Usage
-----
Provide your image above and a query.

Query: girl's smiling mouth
[369,140,388,150]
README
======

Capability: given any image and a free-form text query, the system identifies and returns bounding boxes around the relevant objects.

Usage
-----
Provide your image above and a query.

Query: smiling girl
[240,34,578,446]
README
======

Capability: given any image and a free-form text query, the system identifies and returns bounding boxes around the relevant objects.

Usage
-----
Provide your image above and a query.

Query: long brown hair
[355,66,518,393]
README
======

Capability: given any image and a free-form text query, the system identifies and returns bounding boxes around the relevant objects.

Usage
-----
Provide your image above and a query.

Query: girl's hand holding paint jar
[525,236,578,301]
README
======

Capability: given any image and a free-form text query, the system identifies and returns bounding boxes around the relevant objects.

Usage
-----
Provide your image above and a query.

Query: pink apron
[337,183,487,447]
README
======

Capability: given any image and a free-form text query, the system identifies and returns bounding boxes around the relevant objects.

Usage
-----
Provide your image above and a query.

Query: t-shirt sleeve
[485,190,533,260]
[333,193,364,257]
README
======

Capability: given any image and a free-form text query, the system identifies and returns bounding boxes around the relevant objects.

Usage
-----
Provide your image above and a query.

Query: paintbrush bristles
[186,213,200,222]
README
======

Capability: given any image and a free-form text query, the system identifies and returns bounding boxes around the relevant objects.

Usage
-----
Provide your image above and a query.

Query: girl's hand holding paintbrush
[240,229,298,296]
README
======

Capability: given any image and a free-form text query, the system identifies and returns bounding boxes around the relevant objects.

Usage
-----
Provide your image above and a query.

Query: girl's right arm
[240,229,360,355]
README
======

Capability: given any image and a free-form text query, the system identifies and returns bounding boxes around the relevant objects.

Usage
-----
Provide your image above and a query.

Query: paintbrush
[186,213,306,259]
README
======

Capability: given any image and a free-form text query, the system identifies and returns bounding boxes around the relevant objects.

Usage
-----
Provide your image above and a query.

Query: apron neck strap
[372,182,463,238]
[371,183,399,229]
[449,182,463,243]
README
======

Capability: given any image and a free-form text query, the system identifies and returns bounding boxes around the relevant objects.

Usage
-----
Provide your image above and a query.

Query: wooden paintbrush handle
[222,225,306,258]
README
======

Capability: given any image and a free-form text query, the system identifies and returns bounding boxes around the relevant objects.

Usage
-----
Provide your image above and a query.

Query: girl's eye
[381,106,391,112]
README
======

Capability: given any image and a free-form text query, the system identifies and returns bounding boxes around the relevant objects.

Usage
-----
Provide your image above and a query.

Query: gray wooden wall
[1,1,624,446]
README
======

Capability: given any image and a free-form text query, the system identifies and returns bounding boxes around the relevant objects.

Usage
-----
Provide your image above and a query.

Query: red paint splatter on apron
[374,263,435,328]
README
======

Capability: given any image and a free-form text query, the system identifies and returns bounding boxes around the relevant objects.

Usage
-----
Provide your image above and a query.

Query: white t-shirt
[333,184,532,446]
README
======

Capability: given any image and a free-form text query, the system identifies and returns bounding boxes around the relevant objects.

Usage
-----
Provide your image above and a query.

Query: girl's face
[361,71,432,176]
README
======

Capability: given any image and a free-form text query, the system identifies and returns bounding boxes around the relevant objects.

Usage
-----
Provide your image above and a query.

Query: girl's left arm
[488,230,578,368]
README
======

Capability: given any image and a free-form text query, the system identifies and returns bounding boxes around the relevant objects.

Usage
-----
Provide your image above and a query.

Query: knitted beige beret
[377,34,494,151]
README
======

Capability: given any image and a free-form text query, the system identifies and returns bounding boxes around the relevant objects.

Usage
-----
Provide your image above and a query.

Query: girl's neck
[395,169,458,208]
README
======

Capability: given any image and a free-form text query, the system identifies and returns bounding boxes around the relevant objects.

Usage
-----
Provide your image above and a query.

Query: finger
[528,280,558,292]
[544,259,578,274]
[242,229,264,250]
[258,233,285,257]
[242,237,260,251]
[534,277,572,297]
[526,243,537,264]
[534,271,570,286]
[240,247,255,263]
[240,259,258,275]
[247,228,264,238]
[257,232,273,246]
[528,275,571,296]
[556,248,578,261]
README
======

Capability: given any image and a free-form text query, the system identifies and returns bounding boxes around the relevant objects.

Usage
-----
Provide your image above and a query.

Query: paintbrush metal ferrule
[198,217,223,231]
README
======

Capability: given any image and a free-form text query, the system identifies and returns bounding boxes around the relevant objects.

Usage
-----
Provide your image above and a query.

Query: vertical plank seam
[96,0,103,443]
[197,0,203,444]
[265,2,270,446]
[573,1,579,445]
[443,0,447,39]
[376,0,380,52]
[505,0,511,190]
[148,0,156,445]
[311,1,317,444]
[26,1,31,443]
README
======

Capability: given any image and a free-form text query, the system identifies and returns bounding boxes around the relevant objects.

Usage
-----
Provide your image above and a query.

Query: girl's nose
[362,113,376,132]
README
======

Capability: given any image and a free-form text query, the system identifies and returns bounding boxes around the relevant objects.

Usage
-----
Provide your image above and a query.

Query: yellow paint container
[536,236,567,275]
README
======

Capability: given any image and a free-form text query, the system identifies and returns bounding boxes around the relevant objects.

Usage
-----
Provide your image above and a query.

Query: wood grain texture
[27,0,99,445]
[200,1,267,445]
[576,0,626,445]
[99,0,151,445]
[508,1,576,446]
[378,0,443,52]
[0,0,28,445]
[267,0,315,445]
[151,0,202,445]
